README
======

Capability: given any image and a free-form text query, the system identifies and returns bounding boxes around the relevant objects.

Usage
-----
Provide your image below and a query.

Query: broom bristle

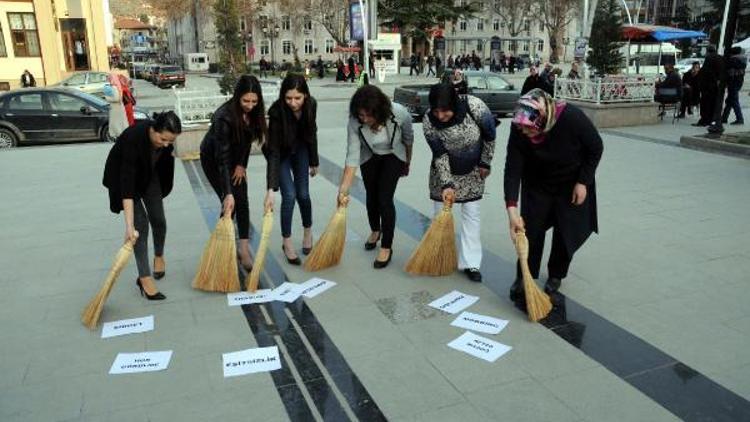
[193,216,240,293]
[246,211,273,292]
[304,206,347,271]
[514,231,552,322]
[81,241,135,329]
[405,206,457,276]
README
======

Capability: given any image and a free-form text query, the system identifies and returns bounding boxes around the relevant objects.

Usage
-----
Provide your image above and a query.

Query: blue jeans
[722,87,744,123]
[279,146,312,238]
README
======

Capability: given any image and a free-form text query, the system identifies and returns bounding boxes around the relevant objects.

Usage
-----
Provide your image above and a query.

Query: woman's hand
[222,194,235,217]
[124,226,139,244]
[507,207,525,243]
[401,162,410,177]
[337,190,349,208]
[479,167,490,180]
[441,187,456,203]
[264,189,274,213]
[571,183,587,205]
[309,166,319,177]
[232,165,246,186]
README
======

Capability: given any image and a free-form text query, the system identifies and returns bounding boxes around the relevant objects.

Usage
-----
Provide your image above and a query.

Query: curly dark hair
[349,85,392,126]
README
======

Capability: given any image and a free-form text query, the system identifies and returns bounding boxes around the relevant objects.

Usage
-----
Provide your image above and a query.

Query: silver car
[54,71,110,98]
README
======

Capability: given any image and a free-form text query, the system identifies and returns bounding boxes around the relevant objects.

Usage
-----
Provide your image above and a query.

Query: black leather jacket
[200,103,253,195]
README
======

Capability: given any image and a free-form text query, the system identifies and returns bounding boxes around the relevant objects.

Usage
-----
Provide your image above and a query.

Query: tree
[697,0,750,45]
[535,0,576,63]
[214,0,245,93]
[491,0,534,52]
[306,0,349,47]
[379,0,477,52]
[586,0,623,75]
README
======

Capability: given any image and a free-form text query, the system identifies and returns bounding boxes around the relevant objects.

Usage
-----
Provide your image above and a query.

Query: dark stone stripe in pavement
[317,155,750,422]
[184,160,387,422]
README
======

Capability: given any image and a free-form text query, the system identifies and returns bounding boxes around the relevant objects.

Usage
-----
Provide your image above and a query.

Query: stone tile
[405,402,490,422]
[465,377,581,422]
[545,366,680,422]
[375,290,441,324]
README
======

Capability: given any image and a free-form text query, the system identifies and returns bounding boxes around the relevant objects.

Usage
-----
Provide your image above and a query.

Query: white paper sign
[428,290,479,314]
[447,332,512,363]
[227,290,273,306]
[451,312,509,335]
[270,282,304,303]
[222,346,282,377]
[109,351,173,374]
[101,315,154,339]
[299,278,336,298]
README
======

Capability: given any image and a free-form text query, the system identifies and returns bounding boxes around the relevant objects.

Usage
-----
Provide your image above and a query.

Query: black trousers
[134,177,167,278]
[517,225,573,282]
[201,155,250,240]
[699,88,717,124]
[360,154,403,249]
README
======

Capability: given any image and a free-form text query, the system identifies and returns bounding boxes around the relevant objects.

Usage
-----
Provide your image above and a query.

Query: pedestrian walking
[200,75,268,272]
[337,85,414,268]
[259,56,269,79]
[504,88,603,301]
[348,55,357,83]
[263,74,319,265]
[102,111,183,300]
[422,83,497,282]
[426,55,436,77]
[722,46,746,125]
[410,54,418,76]
[695,46,723,126]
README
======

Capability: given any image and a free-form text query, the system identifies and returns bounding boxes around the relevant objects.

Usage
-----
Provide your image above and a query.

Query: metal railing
[555,76,657,104]
[173,79,281,126]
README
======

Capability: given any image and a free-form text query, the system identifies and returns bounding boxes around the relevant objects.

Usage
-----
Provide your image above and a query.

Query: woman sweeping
[102,111,182,300]
[263,74,319,265]
[504,88,603,301]
[200,75,267,271]
[422,83,496,282]
[337,85,413,268]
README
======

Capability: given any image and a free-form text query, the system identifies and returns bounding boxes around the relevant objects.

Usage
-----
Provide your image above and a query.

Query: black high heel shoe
[282,245,301,265]
[136,278,166,301]
[364,233,382,250]
[373,249,392,269]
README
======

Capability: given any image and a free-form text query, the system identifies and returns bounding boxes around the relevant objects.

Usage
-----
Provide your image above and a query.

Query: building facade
[0,0,109,89]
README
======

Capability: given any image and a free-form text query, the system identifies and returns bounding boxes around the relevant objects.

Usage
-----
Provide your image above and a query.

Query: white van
[184,53,210,72]
[620,43,680,75]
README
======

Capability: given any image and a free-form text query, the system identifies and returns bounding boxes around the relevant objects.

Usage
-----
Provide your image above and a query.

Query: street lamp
[262,23,281,73]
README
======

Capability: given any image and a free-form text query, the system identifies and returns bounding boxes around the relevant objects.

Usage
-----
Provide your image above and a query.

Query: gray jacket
[345,102,414,166]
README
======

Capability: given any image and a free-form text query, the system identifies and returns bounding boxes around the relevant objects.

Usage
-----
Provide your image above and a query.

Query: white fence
[173,79,281,126]
[555,76,657,104]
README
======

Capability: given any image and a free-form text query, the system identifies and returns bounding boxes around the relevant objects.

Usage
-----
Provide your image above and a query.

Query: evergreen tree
[214,0,245,94]
[586,0,624,76]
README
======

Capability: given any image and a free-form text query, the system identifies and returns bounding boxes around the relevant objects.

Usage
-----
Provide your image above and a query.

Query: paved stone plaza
[1,77,749,421]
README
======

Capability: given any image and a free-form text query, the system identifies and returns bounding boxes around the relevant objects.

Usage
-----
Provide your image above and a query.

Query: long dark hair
[226,74,267,146]
[349,85,391,127]
[275,74,316,148]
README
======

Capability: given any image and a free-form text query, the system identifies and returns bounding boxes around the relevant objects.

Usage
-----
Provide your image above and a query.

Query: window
[8,13,40,57]
[325,39,334,54]
[537,40,544,51]
[493,19,500,31]
[0,22,6,57]
[89,73,108,83]
[240,17,246,32]
[259,15,268,29]
[281,16,291,31]
[260,40,269,56]
[259,0,267,6]
[523,20,530,32]
[486,76,508,90]
[467,76,487,90]
[476,19,484,31]
[304,39,313,54]
[477,41,483,52]
[304,17,312,31]
[523,41,529,52]
[459,20,466,31]
[476,2,484,11]
[49,93,88,112]
[539,21,544,31]
[282,40,292,55]
[459,0,467,6]
[65,73,87,85]
[8,93,43,111]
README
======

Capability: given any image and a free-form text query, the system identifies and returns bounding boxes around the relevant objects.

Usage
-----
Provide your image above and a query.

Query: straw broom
[514,230,552,322]
[246,209,273,292]
[304,195,349,271]
[193,215,240,293]
[81,237,137,329]
[404,195,457,276]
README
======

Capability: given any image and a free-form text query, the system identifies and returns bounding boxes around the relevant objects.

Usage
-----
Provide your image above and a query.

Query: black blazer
[264,98,319,191]
[102,121,175,213]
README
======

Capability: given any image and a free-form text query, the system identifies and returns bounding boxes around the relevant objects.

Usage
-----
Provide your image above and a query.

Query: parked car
[393,70,520,120]
[675,57,704,75]
[155,66,185,88]
[52,71,110,98]
[143,64,162,83]
[0,88,149,148]
[130,62,147,79]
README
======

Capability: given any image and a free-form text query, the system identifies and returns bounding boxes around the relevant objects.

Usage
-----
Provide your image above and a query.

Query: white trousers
[433,200,482,270]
